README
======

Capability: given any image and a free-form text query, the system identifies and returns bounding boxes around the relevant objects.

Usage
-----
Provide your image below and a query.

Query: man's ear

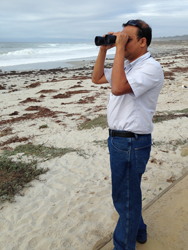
[140,37,147,47]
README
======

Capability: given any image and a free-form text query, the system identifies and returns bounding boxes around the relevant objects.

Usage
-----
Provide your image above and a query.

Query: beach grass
[39,124,48,129]
[0,144,79,203]
[153,138,188,151]
[0,156,47,203]
[78,115,108,130]
[93,140,108,148]
[153,108,188,123]
[3,143,77,160]
[78,108,188,131]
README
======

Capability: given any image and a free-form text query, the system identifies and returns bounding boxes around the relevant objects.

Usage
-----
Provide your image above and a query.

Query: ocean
[0,42,116,72]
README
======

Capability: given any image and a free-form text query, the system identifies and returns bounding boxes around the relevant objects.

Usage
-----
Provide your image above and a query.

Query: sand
[0,41,188,250]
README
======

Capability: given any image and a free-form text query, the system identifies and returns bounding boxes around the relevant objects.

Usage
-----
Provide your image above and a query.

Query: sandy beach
[0,41,188,250]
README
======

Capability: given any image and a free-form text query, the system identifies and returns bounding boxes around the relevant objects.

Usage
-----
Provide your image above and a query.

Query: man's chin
[124,52,128,59]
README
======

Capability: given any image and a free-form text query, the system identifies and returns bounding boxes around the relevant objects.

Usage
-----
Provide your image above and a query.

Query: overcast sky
[1,0,188,42]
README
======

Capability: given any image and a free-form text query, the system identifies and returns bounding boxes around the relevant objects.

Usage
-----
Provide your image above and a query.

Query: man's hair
[122,19,152,47]
[135,19,152,47]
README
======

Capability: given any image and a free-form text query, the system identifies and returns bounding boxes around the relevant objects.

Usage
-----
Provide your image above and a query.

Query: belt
[109,129,151,138]
[109,129,136,138]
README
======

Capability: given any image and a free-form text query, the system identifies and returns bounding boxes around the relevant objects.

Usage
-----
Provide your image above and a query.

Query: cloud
[0,0,188,41]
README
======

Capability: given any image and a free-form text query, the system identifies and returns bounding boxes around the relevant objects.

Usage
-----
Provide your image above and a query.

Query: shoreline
[1,40,188,73]
[0,58,97,72]
[0,53,115,73]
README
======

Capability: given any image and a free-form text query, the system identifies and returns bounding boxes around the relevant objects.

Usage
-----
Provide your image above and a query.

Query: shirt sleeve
[104,68,112,86]
[127,62,164,98]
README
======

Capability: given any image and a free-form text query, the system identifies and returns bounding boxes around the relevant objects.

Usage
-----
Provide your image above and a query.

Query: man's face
[123,25,143,62]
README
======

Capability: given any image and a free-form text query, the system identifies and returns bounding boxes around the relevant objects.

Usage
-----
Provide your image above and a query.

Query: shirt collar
[124,51,151,68]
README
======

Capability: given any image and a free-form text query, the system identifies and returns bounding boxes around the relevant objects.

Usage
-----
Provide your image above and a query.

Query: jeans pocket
[135,144,151,174]
[110,137,130,153]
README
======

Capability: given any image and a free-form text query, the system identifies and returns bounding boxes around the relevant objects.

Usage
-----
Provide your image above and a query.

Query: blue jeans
[108,132,151,250]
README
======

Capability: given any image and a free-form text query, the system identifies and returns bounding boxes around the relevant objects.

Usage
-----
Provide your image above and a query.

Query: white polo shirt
[104,52,164,134]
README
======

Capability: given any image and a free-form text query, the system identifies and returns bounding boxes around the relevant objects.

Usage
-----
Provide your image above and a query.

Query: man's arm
[92,46,108,84]
[111,32,133,96]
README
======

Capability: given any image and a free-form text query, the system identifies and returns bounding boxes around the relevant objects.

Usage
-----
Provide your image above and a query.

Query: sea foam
[0,42,115,68]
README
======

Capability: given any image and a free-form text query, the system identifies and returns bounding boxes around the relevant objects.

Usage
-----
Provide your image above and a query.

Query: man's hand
[113,31,129,48]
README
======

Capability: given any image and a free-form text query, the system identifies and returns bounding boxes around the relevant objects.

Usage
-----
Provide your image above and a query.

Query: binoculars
[95,34,116,46]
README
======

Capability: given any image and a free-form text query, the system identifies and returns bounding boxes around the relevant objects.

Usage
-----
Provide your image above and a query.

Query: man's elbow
[111,87,122,96]
[111,84,133,96]
[92,80,99,85]
[92,77,98,84]
[92,74,108,85]
[92,74,99,84]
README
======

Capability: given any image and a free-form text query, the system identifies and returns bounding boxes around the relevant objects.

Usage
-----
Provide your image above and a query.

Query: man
[92,20,164,250]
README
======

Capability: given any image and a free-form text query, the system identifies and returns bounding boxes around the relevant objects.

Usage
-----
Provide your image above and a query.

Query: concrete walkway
[93,171,188,250]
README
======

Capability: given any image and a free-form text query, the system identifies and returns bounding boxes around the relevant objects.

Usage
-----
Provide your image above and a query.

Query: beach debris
[0,127,13,137]
[20,97,41,103]
[172,66,188,73]
[150,158,157,164]
[70,84,83,88]
[150,157,163,165]
[163,70,175,80]
[0,84,6,90]
[0,107,60,126]
[37,89,57,94]
[159,149,169,153]
[39,94,46,98]
[78,96,95,104]
[9,111,19,116]
[166,176,176,183]
[182,85,187,88]
[26,82,41,88]
[53,90,90,99]
[25,106,44,111]
[0,135,30,147]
